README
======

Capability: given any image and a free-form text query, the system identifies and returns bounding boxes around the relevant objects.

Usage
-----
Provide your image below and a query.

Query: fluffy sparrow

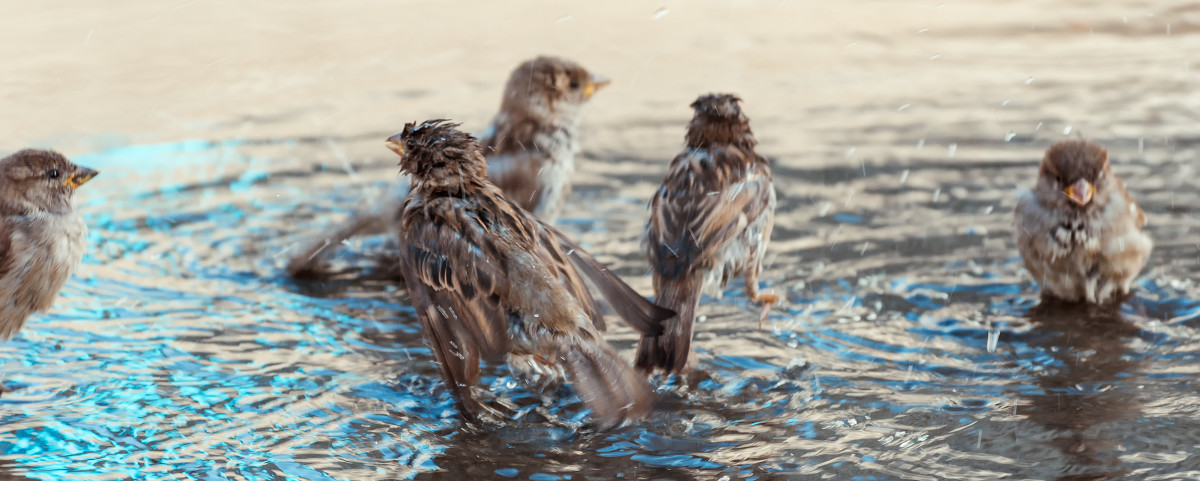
[1014,140,1152,304]
[635,94,778,374]
[0,149,97,344]
[286,56,609,276]
[387,119,671,427]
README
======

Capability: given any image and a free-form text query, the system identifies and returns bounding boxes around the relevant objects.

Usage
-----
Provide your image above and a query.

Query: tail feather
[634,278,700,374]
[560,337,656,429]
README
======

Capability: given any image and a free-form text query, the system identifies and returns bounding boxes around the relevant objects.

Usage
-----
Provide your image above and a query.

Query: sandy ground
[4,1,1196,165]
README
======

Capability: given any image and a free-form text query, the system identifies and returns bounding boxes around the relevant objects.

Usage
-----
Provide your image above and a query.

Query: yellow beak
[66,166,99,189]
[583,74,611,99]
[385,133,405,157]
[1064,178,1094,206]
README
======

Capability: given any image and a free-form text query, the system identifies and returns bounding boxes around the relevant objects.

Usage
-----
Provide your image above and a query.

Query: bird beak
[66,166,99,189]
[1064,178,1094,206]
[385,133,405,157]
[584,74,611,99]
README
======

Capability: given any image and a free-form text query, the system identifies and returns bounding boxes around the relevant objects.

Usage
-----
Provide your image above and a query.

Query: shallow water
[4,1,1200,480]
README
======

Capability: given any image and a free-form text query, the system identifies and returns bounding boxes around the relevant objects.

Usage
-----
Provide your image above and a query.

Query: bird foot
[753,290,781,330]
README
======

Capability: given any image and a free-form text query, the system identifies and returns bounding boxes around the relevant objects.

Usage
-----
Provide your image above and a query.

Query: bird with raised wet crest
[286,56,610,277]
[385,119,673,428]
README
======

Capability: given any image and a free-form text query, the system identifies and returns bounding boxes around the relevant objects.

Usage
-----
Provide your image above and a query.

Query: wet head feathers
[685,93,756,149]
[390,119,488,186]
[1039,140,1109,186]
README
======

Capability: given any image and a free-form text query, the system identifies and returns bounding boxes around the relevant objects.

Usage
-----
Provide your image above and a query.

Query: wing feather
[647,147,773,280]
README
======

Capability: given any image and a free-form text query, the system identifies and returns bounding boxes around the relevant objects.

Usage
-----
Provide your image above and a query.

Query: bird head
[386,119,487,191]
[500,56,609,117]
[0,149,98,214]
[1036,140,1112,211]
[685,93,756,149]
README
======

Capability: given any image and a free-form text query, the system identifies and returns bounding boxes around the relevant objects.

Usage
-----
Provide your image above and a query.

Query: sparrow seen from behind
[388,119,671,428]
[286,56,609,277]
[635,94,778,375]
[1014,139,1152,304]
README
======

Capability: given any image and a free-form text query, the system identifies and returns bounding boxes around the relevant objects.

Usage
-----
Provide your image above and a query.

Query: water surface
[3,1,1200,479]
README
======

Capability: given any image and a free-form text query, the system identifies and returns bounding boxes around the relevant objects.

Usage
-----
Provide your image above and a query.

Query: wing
[551,229,671,337]
[647,146,773,281]
[0,202,22,280]
[1013,189,1065,279]
[398,199,517,414]
[533,225,606,331]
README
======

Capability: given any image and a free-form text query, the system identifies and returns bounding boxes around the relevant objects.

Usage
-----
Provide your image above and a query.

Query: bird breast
[7,211,88,313]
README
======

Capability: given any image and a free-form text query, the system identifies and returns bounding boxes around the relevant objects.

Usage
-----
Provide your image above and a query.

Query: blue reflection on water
[0,139,1195,480]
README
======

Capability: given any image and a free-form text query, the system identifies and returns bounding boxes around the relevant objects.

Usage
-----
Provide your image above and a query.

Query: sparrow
[634,94,778,375]
[386,119,672,427]
[1014,139,1152,304]
[0,150,98,344]
[286,56,609,277]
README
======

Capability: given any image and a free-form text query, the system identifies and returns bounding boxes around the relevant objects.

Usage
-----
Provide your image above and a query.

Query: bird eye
[569,79,580,89]
[406,140,416,150]
[47,169,59,179]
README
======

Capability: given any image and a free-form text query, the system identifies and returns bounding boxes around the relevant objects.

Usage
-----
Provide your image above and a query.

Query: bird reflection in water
[0,460,36,481]
[1020,298,1145,480]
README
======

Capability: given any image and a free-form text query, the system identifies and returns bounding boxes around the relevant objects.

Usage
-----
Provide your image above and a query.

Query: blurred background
[2,1,1199,480]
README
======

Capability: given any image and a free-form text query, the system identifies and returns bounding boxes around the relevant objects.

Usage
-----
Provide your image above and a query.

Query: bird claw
[754,290,780,330]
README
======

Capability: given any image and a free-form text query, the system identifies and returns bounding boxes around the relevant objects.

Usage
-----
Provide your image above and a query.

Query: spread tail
[560,336,656,429]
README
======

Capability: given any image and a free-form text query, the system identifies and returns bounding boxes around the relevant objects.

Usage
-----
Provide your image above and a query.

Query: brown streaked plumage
[286,56,609,277]
[0,149,98,345]
[635,94,778,375]
[388,120,671,428]
[1014,139,1152,304]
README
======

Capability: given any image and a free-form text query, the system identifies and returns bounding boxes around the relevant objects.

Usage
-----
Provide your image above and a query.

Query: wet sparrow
[286,56,609,276]
[1014,139,1152,304]
[635,94,778,374]
[388,119,671,427]
[0,150,97,344]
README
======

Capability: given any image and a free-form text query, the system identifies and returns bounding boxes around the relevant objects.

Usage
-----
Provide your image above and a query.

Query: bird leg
[744,272,779,330]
